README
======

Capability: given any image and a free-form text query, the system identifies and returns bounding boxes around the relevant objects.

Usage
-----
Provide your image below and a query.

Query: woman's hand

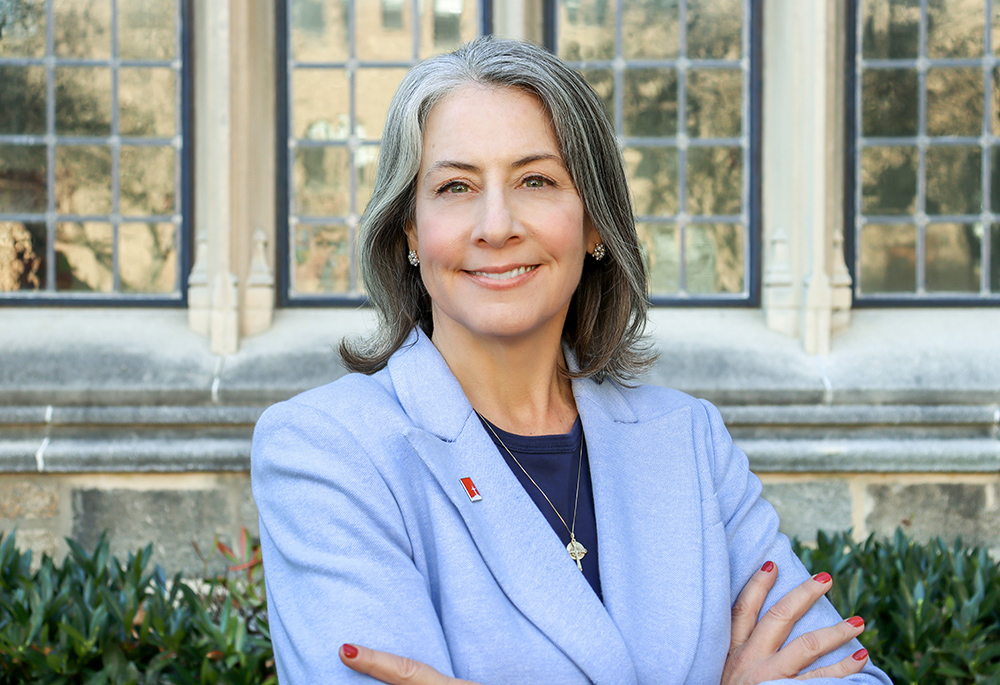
[722,562,870,684]
[340,643,481,684]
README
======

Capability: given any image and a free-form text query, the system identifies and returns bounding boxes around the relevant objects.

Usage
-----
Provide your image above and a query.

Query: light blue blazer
[252,330,891,684]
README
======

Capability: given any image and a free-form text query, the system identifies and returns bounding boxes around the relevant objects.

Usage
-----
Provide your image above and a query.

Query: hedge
[1,528,998,684]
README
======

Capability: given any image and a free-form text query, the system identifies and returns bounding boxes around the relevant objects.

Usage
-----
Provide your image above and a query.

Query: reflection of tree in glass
[558,0,614,61]
[861,146,917,216]
[55,221,112,292]
[0,0,45,55]
[862,0,920,59]
[295,225,351,293]
[687,146,741,216]
[926,67,981,137]
[0,221,43,291]
[53,0,110,58]
[0,66,46,134]
[925,146,980,216]
[927,0,982,58]
[624,68,677,137]
[686,0,741,60]
[622,0,678,60]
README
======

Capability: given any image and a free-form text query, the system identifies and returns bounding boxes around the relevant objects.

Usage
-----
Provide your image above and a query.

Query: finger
[341,643,473,684]
[747,571,834,653]
[771,615,866,676]
[795,647,869,680]
[730,560,779,651]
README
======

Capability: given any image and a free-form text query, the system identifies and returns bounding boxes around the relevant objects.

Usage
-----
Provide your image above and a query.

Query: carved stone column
[761,0,851,354]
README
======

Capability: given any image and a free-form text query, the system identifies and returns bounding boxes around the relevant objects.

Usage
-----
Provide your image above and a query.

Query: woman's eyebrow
[510,153,563,169]
[422,153,564,183]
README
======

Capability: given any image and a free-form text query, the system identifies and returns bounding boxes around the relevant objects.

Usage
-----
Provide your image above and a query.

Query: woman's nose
[471,189,520,247]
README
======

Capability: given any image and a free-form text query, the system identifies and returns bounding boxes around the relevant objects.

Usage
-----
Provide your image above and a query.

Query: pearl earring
[407,249,420,266]
[592,242,605,261]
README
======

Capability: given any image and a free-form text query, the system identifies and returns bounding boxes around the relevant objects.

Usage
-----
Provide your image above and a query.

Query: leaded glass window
[281,0,486,302]
[556,0,759,302]
[0,0,189,301]
[851,0,1000,301]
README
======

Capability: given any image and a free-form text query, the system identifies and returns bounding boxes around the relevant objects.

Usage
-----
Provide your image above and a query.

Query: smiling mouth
[467,265,538,280]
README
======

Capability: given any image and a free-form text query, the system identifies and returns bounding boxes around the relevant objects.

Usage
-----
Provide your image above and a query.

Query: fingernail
[846,616,865,628]
[853,648,868,661]
[761,560,774,572]
[812,571,832,584]
[342,644,358,659]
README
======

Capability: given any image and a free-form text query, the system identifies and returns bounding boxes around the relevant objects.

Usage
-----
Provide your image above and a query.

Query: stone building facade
[1,0,998,573]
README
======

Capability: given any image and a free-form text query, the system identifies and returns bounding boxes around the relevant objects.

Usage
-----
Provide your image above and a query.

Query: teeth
[470,265,537,280]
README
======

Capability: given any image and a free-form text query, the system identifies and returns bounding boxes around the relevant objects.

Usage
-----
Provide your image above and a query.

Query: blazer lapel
[390,332,637,685]
[576,379,707,682]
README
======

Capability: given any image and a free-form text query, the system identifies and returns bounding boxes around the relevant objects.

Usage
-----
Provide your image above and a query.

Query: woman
[252,37,890,684]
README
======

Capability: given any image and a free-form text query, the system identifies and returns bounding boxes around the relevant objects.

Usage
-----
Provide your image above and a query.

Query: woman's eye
[439,182,469,194]
[523,176,550,188]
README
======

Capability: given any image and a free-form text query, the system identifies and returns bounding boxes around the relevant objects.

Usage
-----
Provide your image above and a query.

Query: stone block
[761,480,852,541]
[237,476,259,539]
[865,482,1000,549]
[72,488,234,576]
[0,481,59,519]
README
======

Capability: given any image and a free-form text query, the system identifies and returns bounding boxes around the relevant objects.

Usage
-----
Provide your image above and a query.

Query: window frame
[0,0,194,306]
[844,0,1000,306]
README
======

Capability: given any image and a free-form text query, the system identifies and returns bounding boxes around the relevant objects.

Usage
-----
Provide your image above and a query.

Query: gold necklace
[476,411,587,571]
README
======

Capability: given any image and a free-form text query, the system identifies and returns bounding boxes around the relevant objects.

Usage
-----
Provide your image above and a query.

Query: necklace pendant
[567,534,587,572]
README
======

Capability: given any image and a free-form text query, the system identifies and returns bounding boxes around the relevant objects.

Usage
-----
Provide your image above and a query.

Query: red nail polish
[853,648,868,661]
[761,560,774,572]
[846,616,864,628]
[812,571,832,584]
[342,644,358,659]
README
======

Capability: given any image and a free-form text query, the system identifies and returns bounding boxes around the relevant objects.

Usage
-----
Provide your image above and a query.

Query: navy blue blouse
[479,415,602,601]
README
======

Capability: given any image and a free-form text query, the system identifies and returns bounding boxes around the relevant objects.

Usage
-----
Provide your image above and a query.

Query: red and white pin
[460,477,482,502]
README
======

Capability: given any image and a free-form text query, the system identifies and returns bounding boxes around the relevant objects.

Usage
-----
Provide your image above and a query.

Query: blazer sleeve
[251,399,455,684]
[699,399,893,685]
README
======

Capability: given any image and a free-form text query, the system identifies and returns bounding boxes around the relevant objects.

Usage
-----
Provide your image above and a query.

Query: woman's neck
[430,322,577,436]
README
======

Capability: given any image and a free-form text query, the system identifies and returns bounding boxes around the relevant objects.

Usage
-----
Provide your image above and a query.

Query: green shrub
[794,529,1000,685]
[0,528,274,685]
[1,528,997,683]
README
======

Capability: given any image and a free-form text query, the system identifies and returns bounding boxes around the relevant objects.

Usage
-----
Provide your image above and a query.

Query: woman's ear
[585,221,600,253]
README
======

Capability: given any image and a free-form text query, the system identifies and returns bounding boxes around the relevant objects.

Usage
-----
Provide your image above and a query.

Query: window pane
[119,222,176,293]
[120,146,175,216]
[0,145,47,213]
[0,66,47,135]
[290,0,349,62]
[54,0,111,59]
[119,0,176,60]
[55,67,112,136]
[557,0,615,61]
[0,0,47,57]
[862,68,918,137]
[293,146,350,217]
[624,68,677,137]
[55,146,112,215]
[625,147,678,216]
[294,223,352,294]
[992,68,1000,137]
[859,223,916,293]
[687,0,741,60]
[687,146,742,216]
[861,146,917,216]
[622,0,678,59]
[356,145,379,215]
[925,223,981,292]
[686,223,743,294]
[119,68,176,137]
[355,68,408,139]
[55,221,112,292]
[420,0,479,58]
[926,67,982,137]
[579,69,614,120]
[927,0,983,58]
[293,69,350,140]
[0,221,46,292]
[861,0,919,59]
[687,69,741,138]
[636,222,678,294]
[925,146,981,215]
[357,0,411,61]
[992,147,1000,211]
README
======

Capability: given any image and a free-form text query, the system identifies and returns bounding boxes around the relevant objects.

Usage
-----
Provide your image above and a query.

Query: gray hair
[340,36,655,382]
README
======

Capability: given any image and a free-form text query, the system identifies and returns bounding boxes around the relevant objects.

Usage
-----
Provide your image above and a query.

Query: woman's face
[406,85,598,349]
